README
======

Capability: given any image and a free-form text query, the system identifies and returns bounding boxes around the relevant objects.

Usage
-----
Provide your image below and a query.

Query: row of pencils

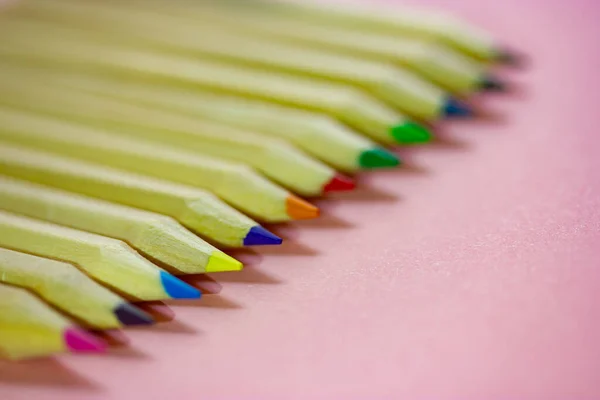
[0,0,521,360]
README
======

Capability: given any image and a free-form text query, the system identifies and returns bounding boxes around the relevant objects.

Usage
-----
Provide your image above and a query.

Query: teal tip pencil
[390,121,433,144]
[443,97,474,118]
[114,303,155,326]
[359,147,401,169]
[159,271,202,299]
[243,226,283,246]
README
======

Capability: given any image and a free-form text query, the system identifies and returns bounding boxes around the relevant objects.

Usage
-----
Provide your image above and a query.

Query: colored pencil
[0,247,154,329]
[0,144,283,247]
[0,18,432,145]
[0,283,106,360]
[0,75,354,197]
[233,0,520,66]
[0,176,243,275]
[46,72,401,173]
[0,102,319,221]
[140,2,498,96]
[0,210,202,301]
[12,0,471,120]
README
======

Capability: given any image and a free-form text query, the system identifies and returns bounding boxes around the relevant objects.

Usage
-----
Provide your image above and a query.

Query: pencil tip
[285,195,320,220]
[479,75,507,92]
[64,328,107,353]
[496,47,524,67]
[390,121,432,144]
[359,148,401,169]
[243,225,283,246]
[205,251,244,273]
[114,303,155,326]
[443,97,474,118]
[323,173,356,193]
[160,271,202,299]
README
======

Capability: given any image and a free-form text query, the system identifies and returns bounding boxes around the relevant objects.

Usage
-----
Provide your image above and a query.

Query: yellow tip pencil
[0,74,351,197]
[0,210,202,301]
[0,247,155,329]
[0,283,106,360]
[0,17,432,146]
[0,143,283,247]
[11,0,458,121]
[35,71,401,173]
[0,176,243,275]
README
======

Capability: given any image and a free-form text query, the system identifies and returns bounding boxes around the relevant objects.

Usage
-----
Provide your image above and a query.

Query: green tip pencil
[0,210,202,301]
[0,176,243,275]
[0,143,282,248]
[0,247,155,329]
[0,283,107,360]
[53,72,401,172]
[0,18,432,146]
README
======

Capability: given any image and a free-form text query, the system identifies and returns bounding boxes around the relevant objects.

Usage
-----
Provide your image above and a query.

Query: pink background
[2,0,600,398]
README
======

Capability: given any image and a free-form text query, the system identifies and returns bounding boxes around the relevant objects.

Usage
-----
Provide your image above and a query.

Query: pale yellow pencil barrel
[0,247,127,329]
[0,143,262,247]
[0,177,240,274]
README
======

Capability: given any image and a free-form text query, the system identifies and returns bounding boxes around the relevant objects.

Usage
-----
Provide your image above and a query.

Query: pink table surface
[2,0,600,399]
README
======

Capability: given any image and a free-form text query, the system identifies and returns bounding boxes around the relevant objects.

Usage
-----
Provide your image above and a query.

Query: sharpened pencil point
[285,195,320,220]
[359,148,401,169]
[443,97,474,118]
[64,328,107,353]
[243,226,283,246]
[479,75,507,92]
[205,251,244,273]
[323,173,356,193]
[114,303,155,326]
[160,271,202,299]
[390,122,432,144]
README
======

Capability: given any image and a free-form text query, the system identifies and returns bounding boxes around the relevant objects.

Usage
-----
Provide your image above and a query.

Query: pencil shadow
[287,211,354,229]
[0,358,102,390]
[179,274,223,295]
[324,183,399,202]
[104,346,150,360]
[263,223,301,241]
[135,319,201,335]
[428,128,473,150]
[254,239,319,256]
[195,295,244,309]
[210,266,283,284]
[225,249,264,268]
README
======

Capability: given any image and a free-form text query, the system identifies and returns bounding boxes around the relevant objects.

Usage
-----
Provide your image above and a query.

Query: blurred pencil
[0,76,353,197]
[143,2,497,96]
[0,247,155,329]
[12,0,471,120]
[0,210,202,301]
[0,144,282,247]
[232,0,521,66]
[38,72,400,173]
[0,283,106,360]
[0,176,243,274]
[0,18,432,145]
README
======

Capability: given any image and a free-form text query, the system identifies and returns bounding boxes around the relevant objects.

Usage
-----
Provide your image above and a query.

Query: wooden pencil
[0,247,155,329]
[0,100,319,219]
[0,18,432,145]
[46,72,401,172]
[0,143,283,247]
[0,210,202,301]
[230,0,520,66]
[0,176,243,274]
[11,0,471,120]
[144,2,494,96]
[0,76,353,197]
[0,283,106,360]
